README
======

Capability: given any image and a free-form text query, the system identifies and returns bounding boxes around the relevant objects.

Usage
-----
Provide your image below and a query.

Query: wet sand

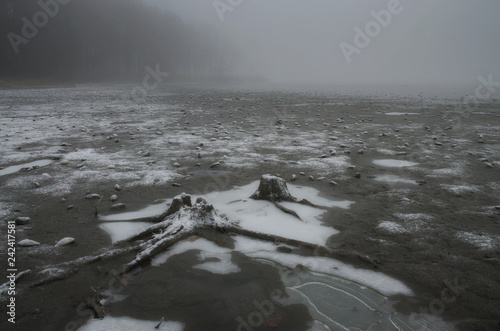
[0,84,499,330]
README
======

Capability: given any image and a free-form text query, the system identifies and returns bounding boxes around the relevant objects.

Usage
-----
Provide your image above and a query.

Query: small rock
[114,184,122,191]
[291,174,297,182]
[210,162,221,168]
[85,194,101,200]
[309,175,315,181]
[330,136,339,140]
[416,179,427,185]
[485,162,493,168]
[111,203,126,210]
[55,237,75,247]
[67,205,75,210]
[18,239,41,247]
[173,162,181,167]
[299,172,305,176]
[172,183,181,187]
[318,154,328,159]
[329,181,338,185]
[354,173,361,178]
[435,142,443,146]
[494,206,500,211]
[60,142,72,146]
[16,217,31,225]
[108,165,116,169]
[60,161,69,165]
[110,195,118,202]
[195,163,201,167]
[34,182,40,188]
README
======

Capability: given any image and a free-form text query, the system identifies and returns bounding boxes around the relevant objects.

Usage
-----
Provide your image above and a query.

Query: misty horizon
[1,0,499,90]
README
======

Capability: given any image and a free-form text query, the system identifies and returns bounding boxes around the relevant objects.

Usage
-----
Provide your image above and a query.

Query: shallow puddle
[0,159,53,176]
[82,235,456,331]
[373,159,418,168]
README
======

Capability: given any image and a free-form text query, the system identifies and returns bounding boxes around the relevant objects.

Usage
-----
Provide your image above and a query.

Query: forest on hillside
[0,0,237,82]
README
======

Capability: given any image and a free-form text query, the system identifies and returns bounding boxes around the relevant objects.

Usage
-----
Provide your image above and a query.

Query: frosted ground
[0,85,499,330]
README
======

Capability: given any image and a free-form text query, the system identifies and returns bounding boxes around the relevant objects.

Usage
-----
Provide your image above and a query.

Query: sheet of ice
[152,237,233,266]
[373,174,417,185]
[99,222,153,243]
[193,251,241,274]
[385,112,419,115]
[232,236,413,296]
[99,202,169,221]
[199,181,353,245]
[373,159,418,168]
[78,316,184,331]
[0,159,53,176]
[153,234,412,296]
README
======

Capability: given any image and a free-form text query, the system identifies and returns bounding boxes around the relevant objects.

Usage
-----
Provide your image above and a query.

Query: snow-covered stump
[249,175,320,219]
[250,175,295,202]
[119,195,231,274]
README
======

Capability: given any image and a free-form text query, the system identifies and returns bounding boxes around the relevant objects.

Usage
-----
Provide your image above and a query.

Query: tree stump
[250,175,296,202]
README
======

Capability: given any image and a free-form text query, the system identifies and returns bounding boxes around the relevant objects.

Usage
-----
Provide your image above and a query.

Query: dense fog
[1,0,499,88]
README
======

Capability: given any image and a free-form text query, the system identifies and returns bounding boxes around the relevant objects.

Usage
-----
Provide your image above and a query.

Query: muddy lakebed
[0,85,499,330]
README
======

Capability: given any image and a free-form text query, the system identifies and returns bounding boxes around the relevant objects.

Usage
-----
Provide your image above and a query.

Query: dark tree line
[0,0,237,82]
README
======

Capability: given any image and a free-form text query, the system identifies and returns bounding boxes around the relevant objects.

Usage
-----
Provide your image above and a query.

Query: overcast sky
[148,0,500,87]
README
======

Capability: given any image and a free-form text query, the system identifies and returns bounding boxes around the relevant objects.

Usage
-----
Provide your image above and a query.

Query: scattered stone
[354,173,361,179]
[210,162,221,168]
[173,162,181,167]
[318,154,328,158]
[34,182,40,188]
[55,237,75,247]
[16,217,31,225]
[329,181,338,185]
[299,172,305,176]
[435,142,443,146]
[60,161,69,165]
[110,195,118,202]
[195,163,201,167]
[308,175,315,181]
[485,162,494,168]
[111,203,126,211]
[18,239,41,247]
[114,184,122,191]
[330,136,339,140]
[416,179,427,185]
[108,165,116,169]
[85,194,101,200]
[357,150,364,154]
[291,174,297,182]
[210,138,217,141]
[172,183,181,187]
[67,205,75,210]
